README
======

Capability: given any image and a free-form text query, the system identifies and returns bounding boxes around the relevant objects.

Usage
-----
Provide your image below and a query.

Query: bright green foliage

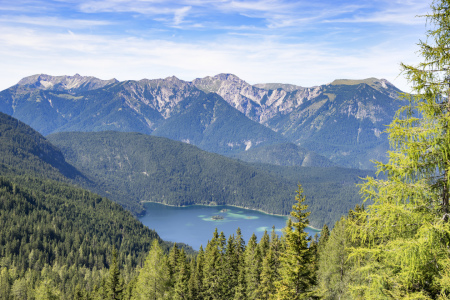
[259,248,278,300]
[276,185,315,299]
[34,279,60,300]
[0,267,11,300]
[317,217,352,299]
[11,277,29,300]
[244,233,262,300]
[133,240,171,300]
[348,1,450,298]
[174,248,190,300]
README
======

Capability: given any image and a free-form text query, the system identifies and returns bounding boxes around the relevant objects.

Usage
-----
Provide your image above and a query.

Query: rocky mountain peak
[17,73,118,92]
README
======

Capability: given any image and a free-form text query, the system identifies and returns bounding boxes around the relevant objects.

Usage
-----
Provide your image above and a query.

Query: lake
[139,202,321,250]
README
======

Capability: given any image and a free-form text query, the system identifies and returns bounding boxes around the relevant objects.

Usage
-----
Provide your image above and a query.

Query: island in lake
[211,215,224,220]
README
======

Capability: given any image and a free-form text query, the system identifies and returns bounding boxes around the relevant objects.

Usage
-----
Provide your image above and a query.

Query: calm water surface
[139,202,320,250]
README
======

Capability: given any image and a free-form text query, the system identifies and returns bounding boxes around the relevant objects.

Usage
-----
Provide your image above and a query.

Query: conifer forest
[2,0,450,299]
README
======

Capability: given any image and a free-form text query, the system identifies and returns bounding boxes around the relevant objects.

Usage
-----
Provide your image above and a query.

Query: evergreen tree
[174,248,190,300]
[187,258,198,300]
[107,248,123,300]
[34,279,60,300]
[276,185,315,299]
[317,217,352,299]
[222,234,239,298]
[348,1,450,298]
[203,228,222,300]
[259,248,278,300]
[168,243,180,288]
[134,240,171,300]
[0,267,11,300]
[194,245,205,299]
[244,233,262,300]
[234,266,247,300]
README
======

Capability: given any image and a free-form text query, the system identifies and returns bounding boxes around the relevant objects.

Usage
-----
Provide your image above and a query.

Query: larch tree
[348,0,450,298]
[133,240,171,300]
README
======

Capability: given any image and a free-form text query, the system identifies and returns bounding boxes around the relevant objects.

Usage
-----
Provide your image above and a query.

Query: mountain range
[0,73,405,169]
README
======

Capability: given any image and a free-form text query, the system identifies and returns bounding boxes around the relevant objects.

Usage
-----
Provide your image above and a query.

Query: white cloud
[0,24,420,92]
[0,15,111,28]
[173,6,191,25]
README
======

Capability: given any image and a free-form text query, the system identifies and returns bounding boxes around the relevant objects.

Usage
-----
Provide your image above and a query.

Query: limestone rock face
[17,73,118,92]
[0,73,404,169]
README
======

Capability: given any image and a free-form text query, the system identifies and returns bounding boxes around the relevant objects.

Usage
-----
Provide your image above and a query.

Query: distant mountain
[0,73,405,169]
[0,73,331,167]
[193,74,404,169]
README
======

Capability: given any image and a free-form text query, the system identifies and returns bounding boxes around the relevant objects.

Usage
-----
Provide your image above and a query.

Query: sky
[0,0,431,92]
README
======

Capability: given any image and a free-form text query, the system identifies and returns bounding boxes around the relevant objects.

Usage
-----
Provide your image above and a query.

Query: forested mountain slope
[0,112,85,181]
[48,130,372,227]
[0,112,194,298]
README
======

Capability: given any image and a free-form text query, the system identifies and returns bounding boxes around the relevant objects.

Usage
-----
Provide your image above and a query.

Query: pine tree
[222,234,239,298]
[187,258,198,300]
[259,248,278,300]
[194,245,205,299]
[244,233,262,300]
[275,184,315,299]
[174,248,190,300]
[347,1,450,298]
[203,228,223,299]
[107,248,123,300]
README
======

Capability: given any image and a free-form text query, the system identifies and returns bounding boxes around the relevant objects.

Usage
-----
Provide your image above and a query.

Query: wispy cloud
[0,15,111,28]
[173,6,192,25]
[0,0,429,93]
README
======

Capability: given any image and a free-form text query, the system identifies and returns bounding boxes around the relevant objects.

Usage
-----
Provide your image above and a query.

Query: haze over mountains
[0,73,404,169]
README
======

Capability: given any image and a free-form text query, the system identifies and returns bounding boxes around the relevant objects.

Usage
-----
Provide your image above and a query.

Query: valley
[0,73,398,298]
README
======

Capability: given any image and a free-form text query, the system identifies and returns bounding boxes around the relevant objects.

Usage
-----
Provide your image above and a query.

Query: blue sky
[0,0,430,92]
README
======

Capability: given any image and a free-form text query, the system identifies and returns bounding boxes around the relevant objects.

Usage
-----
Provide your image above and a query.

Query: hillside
[0,112,195,297]
[0,112,85,181]
[47,131,371,227]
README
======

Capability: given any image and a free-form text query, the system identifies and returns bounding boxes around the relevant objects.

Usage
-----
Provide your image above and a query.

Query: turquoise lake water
[139,202,320,250]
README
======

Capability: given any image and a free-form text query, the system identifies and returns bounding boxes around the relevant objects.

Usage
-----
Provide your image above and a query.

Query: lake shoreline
[140,200,322,232]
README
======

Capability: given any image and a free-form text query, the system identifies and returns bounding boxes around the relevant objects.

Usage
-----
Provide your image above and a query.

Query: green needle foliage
[276,185,316,299]
[348,1,450,298]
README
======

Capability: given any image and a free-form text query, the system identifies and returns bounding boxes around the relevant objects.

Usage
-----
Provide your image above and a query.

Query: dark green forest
[47,130,371,227]
[2,1,450,299]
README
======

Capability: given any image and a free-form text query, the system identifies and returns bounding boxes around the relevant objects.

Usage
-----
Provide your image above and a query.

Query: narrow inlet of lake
[139,202,320,250]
